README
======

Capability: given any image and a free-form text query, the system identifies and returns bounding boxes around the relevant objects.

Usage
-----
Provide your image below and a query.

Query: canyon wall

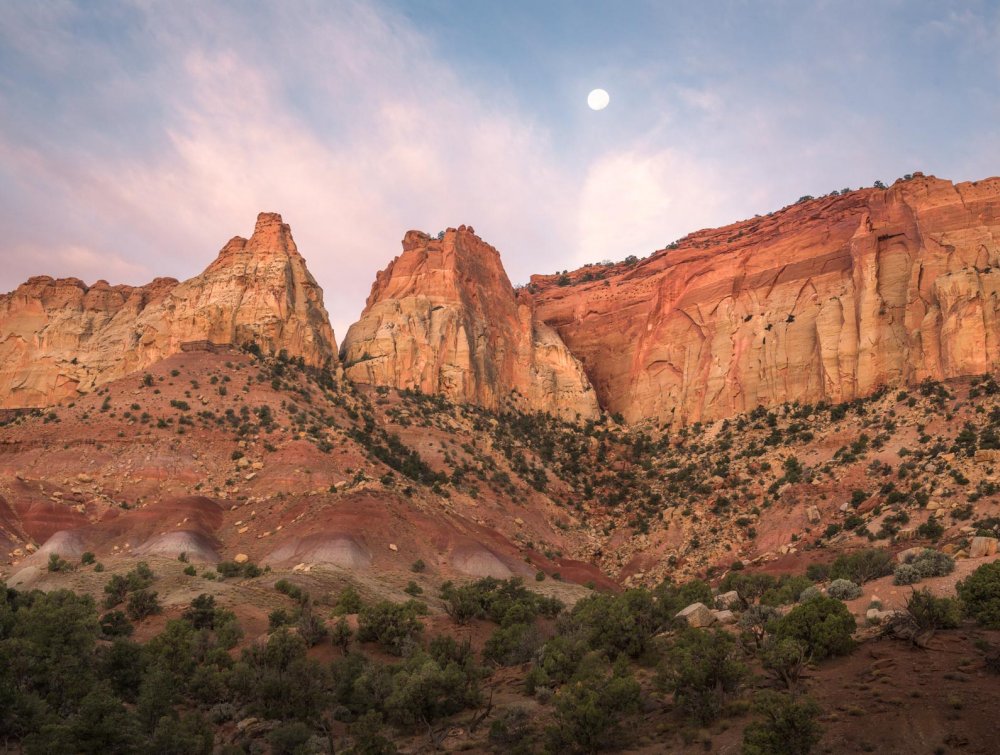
[530,174,1000,424]
[340,226,599,420]
[0,213,336,408]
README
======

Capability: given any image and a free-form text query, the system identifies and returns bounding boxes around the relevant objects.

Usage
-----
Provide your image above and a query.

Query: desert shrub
[829,549,893,584]
[957,561,1000,628]
[347,710,397,754]
[739,604,780,650]
[488,706,534,752]
[297,604,329,647]
[719,572,779,609]
[547,659,641,752]
[268,721,313,755]
[773,596,856,661]
[403,581,423,597]
[80,552,96,566]
[805,563,829,582]
[483,622,542,667]
[99,610,134,638]
[357,600,425,655]
[563,588,658,659]
[334,585,363,614]
[383,651,483,729]
[216,561,262,579]
[760,638,809,690]
[760,575,814,606]
[893,563,921,585]
[798,586,822,602]
[47,553,71,573]
[331,617,353,653]
[660,628,747,725]
[826,579,861,600]
[441,577,562,627]
[410,559,426,573]
[906,589,961,631]
[125,589,161,621]
[524,635,589,693]
[652,578,714,617]
[906,549,955,578]
[742,691,823,755]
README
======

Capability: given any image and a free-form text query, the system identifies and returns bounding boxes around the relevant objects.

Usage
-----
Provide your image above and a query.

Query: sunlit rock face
[0,213,337,408]
[530,174,1000,425]
[340,226,599,420]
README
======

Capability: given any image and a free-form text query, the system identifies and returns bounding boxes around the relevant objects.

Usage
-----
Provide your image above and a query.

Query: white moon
[587,88,610,111]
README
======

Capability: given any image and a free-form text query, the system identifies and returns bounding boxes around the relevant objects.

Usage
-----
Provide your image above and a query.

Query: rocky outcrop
[340,226,599,420]
[531,174,1000,424]
[0,213,336,407]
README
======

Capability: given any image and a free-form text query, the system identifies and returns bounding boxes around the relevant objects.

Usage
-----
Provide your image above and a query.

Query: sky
[1,1,999,340]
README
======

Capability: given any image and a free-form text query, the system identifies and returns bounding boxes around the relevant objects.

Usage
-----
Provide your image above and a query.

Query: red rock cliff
[340,226,599,420]
[0,213,337,408]
[530,174,1000,424]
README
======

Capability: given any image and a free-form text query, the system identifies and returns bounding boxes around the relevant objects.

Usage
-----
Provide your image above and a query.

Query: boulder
[715,590,740,610]
[675,602,716,628]
[713,609,737,625]
[970,536,998,558]
[806,506,821,524]
[233,553,249,564]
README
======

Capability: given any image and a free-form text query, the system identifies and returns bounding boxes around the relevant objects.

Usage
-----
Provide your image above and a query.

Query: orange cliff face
[0,212,337,408]
[339,226,600,420]
[530,174,1000,424]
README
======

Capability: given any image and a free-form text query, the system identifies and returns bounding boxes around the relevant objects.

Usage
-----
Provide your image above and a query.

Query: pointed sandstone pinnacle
[0,212,338,408]
[340,225,599,420]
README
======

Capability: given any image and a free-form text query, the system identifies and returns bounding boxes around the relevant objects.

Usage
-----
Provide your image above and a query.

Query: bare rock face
[531,175,1000,424]
[0,213,336,407]
[340,226,599,420]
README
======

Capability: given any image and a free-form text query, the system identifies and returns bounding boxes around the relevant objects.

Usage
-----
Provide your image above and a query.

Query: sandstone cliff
[340,226,599,420]
[530,174,1000,424]
[0,213,336,408]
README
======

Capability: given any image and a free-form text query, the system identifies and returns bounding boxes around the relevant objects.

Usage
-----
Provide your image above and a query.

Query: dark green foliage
[334,584,364,614]
[150,713,213,754]
[742,691,823,755]
[80,551,96,566]
[483,622,542,666]
[547,659,641,752]
[383,650,484,729]
[46,553,71,573]
[773,596,856,661]
[829,549,893,584]
[410,559,426,573]
[441,577,562,626]
[269,721,314,755]
[760,575,814,606]
[719,572,779,609]
[346,711,397,754]
[957,561,1000,628]
[216,560,263,579]
[357,600,425,655]
[660,628,747,725]
[488,706,534,752]
[905,589,961,631]
[99,610,133,638]
[760,638,809,690]
[125,589,161,621]
[563,588,658,659]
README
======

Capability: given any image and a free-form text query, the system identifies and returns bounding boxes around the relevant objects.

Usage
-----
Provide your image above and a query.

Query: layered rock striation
[530,174,1000,424]
[0,213,336,408]
[340,226,599,420]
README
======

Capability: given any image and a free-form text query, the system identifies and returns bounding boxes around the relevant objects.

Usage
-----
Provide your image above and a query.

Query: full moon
[587,88,610,111]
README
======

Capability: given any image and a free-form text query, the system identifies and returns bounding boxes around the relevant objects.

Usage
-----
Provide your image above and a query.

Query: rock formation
[530,174,1000,424]
[0,213,336,408]
[340,226,599,420]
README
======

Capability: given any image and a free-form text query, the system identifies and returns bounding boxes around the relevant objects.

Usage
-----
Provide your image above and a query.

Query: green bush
[488,706,534,752]
[906,588,961,631]
[760,638,809,690]
[563,589,658,659]
[830,549,893,584]
[81,552,96,566]
[383,651,483,729]
[547,660,641,752]
[483,622,541,667]
[773,596,856,661]
[441,577,562,627]
[906,549,955,578]
[742,691,823,755]
[957,561,1000,627]
[826,579,861,600]
[738,604,780,650]
[893,563,921,585]
[334,585,363,615]
[47,553,71,573]
[125,589,161,621]
[661,628,747,725]
[357,600,425,655]
[719,572,779,609]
